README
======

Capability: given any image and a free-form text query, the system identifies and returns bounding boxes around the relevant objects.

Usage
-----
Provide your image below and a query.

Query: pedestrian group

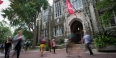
[1,30,93,58]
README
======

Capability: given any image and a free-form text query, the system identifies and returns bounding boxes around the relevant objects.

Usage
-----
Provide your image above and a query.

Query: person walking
[0,43,5,53]
[64,38,68,46]
[5,36,12,58]
[11,30,25,58]
[24,39,30,53]
[66,32,81,57]
[51,39,56,54]
[39,36,47,57]
[82,32,93,55]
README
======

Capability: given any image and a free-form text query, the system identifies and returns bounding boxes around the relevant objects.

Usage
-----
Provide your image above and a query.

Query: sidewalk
[0,52,4,57]
[0,49,116,58]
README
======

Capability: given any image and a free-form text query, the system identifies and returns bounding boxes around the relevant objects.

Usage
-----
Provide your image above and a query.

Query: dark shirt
[5,40,12,48]
[15,40,22,50]
[71,34,80,43]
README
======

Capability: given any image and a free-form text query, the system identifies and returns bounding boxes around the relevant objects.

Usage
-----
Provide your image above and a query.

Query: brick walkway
[1,49,116,58]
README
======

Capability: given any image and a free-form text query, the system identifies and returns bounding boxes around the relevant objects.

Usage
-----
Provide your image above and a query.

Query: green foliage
[98,11,112,26]
[0,20,12,43]
[45,43,49,51]
[96,0,116,26]
[1,0,49,29]
[1,0,49,48]
[58,38,64,44]
[94,30,116,48]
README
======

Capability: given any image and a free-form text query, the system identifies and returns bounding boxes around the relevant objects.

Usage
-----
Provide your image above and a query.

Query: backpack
[41,38,46,44]
[1,44,5,48]
[26,41,30,46]
[89,36,93,43]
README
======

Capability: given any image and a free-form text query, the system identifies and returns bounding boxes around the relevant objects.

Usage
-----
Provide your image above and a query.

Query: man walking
[82,32,93,55]
[12,30,25,58]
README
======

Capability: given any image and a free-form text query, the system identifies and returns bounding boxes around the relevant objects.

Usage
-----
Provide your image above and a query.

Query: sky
[0,0,10,21]
[0,0,53,21]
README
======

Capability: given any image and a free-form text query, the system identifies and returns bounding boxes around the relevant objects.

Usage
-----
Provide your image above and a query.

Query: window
[59,25,63,35]
[53,27,57,36]
[44,10,48,22]
[55,1,62,18]
[43,29,47,37]
[70,0,83,10]
[53,25,63,36]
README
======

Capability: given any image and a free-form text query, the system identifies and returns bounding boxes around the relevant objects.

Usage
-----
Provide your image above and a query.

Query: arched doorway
[70,20,83,44]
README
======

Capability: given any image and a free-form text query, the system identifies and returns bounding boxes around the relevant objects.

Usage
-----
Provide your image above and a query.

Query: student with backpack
[24,39,30,53]
[39,36,47,57]
[82,32,93,55]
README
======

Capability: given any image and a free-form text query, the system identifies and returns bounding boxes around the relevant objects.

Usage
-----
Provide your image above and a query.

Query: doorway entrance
[70,20,83,44]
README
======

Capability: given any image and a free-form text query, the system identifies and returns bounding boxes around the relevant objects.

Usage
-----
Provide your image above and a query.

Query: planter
[97,45,116,52]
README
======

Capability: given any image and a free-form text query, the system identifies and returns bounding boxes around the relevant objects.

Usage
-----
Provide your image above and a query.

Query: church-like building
[38,0,116,43]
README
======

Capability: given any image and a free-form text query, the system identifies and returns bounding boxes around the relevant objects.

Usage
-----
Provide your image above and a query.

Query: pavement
[0,49,116,58]
[0,52,4,57]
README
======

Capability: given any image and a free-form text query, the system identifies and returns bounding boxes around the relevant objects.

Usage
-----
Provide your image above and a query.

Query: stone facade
[38,0,104,43]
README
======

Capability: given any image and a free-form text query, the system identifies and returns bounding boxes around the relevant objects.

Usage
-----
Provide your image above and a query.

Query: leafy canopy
[2,0,48,29]
[0,20,12,43]
[96,0,116,26]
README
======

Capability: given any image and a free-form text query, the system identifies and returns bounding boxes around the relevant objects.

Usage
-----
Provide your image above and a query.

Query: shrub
[94,30,116,48]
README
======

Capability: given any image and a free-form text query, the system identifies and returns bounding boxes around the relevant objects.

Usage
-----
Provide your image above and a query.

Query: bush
[58,38,64,44]
[45,43,49,51]
[94,30,116,48]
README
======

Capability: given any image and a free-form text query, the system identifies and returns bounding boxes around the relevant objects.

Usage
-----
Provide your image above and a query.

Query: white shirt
[83,35,91,44]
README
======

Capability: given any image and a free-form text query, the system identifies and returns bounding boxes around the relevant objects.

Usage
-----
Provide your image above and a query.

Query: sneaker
[90,53,93,55]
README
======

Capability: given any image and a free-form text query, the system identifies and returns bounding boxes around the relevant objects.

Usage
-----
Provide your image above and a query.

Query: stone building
[38,0,116,43]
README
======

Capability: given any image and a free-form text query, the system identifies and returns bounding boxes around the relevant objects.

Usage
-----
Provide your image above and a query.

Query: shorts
[40,44,46,48]
[67,42,78,48]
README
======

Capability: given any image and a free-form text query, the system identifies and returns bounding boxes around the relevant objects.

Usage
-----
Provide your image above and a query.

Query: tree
[96,0,116,26]
[1,0,48,48]
[0,20,12,43]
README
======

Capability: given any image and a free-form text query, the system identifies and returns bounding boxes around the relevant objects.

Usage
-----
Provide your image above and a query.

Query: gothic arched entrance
[70,20,83,44]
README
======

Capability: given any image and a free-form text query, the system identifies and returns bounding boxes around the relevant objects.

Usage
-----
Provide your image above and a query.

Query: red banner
[66,0,77,17]
[0,0,3,5]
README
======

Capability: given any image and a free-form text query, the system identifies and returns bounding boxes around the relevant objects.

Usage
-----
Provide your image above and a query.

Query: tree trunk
[32,27,37,49]
[32,16,37,49]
